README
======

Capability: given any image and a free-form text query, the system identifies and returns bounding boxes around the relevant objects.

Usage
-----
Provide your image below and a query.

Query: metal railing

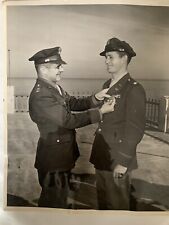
[14,94,91,113]
[15,95,29,112]
[146,98,160,129]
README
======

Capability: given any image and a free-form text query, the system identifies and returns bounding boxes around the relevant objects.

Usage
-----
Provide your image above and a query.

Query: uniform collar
[107,73,130,95]
[37,77,57,88]
[36,78,64,96]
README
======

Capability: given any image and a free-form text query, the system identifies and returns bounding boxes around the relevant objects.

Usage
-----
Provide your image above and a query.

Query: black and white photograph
[6,2,169,212]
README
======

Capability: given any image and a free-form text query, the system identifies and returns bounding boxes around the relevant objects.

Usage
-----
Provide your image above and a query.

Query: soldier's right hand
[95,88,111,101]
[100,97,116,114]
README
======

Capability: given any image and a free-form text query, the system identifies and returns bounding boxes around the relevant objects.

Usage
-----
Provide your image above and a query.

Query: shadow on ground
[131,178,169,211]
[7,194,35,207]
[7,174,169,211]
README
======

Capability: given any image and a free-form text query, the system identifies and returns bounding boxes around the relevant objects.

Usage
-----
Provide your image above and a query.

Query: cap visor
[100,51,106,56]
[61,60,67,65]
[28,57,34,61]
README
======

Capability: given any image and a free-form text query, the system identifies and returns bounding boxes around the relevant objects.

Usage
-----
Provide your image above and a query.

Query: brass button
[119,139,122,143]
[101,120,103,123]
[98,128,102,132]
[57,139,60,143]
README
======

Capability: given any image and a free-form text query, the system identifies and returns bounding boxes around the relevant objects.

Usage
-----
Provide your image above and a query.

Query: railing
[146,98,160,129]
[14,95,161,130]
[15,95,29,112]
[14,93,91,113]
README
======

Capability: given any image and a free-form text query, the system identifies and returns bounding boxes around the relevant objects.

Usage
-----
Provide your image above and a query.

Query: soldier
[90,37,146,210]
[28,46,115,208]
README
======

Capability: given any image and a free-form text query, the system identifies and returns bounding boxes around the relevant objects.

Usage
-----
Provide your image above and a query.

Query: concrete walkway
[145,129,169,145]
[7,113,169,210]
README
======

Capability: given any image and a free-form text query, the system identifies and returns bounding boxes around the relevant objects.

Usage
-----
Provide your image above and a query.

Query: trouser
[95,169,131,210]
[37,170,70,208]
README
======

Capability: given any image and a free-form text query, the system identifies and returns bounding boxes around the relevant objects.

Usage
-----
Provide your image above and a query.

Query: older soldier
[28,46,115,208]
[90,38,146,210]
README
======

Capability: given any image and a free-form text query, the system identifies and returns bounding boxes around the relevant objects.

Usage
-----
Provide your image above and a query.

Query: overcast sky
[7,4,169,80]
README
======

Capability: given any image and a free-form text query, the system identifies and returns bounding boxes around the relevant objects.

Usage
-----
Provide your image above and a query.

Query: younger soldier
[90,38,146,210]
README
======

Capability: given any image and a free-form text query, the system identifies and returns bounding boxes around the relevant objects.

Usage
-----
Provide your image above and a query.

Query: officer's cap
[29,47,67,65]
[100,37,136,58]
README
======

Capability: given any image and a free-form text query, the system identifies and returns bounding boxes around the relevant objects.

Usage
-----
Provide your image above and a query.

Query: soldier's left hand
[113,164,127,179]
[95,88,111,101]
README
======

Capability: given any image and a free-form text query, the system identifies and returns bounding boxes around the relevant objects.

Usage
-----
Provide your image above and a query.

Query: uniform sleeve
[66,93,101,111]
[67,80,108,111]
[115,85,146,167]
[31,93,101,129]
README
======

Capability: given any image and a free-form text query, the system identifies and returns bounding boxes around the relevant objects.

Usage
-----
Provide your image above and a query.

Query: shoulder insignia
[128,78,138,86]
[36,87,40,93]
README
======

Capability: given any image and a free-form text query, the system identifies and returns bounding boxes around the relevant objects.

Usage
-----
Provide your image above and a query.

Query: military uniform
[90,38,146,210]
[29,78,101,173]
[28,47,102,208]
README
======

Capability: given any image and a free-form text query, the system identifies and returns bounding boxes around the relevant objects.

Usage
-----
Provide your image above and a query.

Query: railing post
[146,98,161,130]
[7,86,15,114]
[164,96,169,133]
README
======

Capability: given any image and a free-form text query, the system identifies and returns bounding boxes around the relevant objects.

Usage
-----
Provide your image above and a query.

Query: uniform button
[56,139,60,143]
[119,139,122,143]
[98,128,102,132]
[101,120,103,123]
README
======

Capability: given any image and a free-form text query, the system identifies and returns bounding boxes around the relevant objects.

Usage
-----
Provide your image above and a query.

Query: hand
[100,97,116,114]
[95,88,111,101]
[113,164,127,179]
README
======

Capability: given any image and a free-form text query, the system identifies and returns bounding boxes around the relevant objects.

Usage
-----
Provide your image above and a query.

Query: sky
[7,4,169,80]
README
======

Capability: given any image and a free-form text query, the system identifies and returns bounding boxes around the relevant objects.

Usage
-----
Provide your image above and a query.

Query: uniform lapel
[107,73,130,96]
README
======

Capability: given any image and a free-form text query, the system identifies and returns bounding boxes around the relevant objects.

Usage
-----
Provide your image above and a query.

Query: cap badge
[118,48,125,52]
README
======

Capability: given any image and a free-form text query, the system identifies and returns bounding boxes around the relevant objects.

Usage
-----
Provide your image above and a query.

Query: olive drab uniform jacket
[29,78,101,173]
[90,73,146,171]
